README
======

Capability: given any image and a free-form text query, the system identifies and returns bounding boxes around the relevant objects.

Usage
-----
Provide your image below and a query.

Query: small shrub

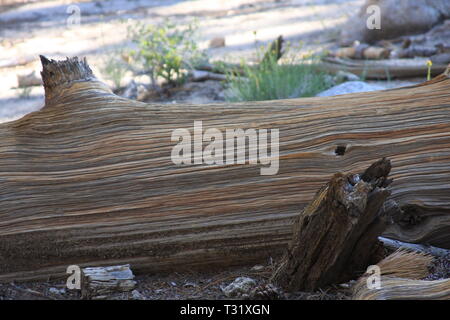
[101,54,128,90]
[225,45,333,102]
[127,20,206,88]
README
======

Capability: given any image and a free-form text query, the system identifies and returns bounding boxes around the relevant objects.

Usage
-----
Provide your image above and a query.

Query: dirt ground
[1,253,448,300]
[0,0,369,123]
[0,260,351,300]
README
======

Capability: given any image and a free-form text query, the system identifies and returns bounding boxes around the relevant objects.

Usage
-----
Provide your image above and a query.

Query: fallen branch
[17,71,42,88]
[189,70,227,82]
[333,45,390,60]
[353,277,450,300]
[352,250,449,300]
[379,237,450,258]
[320,56,447,79]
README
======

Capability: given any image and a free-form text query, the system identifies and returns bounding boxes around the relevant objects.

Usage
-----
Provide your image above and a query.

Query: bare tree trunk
[0,56,449,282]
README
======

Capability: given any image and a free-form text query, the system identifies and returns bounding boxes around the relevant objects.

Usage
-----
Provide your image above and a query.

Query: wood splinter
[81,264,136,300]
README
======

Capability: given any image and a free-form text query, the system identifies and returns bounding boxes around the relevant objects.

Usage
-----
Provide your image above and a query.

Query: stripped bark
[0,57,450,282]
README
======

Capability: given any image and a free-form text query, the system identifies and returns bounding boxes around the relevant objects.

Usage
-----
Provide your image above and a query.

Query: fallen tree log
[0,56,450,282]
[81,264,136,300]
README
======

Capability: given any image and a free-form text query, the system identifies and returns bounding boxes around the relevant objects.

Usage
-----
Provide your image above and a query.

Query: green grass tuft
[225,49,332,102]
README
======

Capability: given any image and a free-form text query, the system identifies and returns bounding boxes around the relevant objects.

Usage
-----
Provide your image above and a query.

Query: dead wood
[352,250,449,300]
[196,35,284,75]
[0,56,450,282]
[353,277,450,300]
[334,46,390,60]
[379,237,450,259]
[81,264,136,300]
[320,56,448,79]
[270,158,394,292]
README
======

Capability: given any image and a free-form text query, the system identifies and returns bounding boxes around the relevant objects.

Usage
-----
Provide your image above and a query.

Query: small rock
[251,265,265,271]
[183,281,197,288]
[316,81,384,97]
[131,289,145,300]
[48,287,62,295]
[209,37,226,49]
[122,80,138,99]
[221,277,257,298]
[333,70,360,83]
[121,80,149,101]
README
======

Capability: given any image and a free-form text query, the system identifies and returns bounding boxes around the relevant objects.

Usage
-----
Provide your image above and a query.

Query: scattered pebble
[48,287,63,295]
[251,265,265,271]
[131,290,146,300]
[221,277,257,298]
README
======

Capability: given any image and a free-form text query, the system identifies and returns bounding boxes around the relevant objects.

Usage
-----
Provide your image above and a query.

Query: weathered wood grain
[81,264,136,299]
[352,250,449,300]
[271,159,394,291]
[353,277,450,300]
[0,57,450,282]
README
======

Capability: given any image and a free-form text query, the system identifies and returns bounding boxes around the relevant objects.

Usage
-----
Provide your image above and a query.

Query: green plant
[426,60,433,81]
[225,45,333,102]
[101,54,128,90]
[128,20,206,88]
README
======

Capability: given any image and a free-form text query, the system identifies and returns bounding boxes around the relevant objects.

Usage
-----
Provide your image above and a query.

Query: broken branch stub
[271,158,395,292]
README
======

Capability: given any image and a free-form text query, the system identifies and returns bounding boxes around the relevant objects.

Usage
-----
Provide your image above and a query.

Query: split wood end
[39,55,95,103]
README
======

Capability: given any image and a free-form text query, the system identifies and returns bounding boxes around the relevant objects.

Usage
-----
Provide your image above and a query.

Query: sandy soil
[0,0,367,122]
